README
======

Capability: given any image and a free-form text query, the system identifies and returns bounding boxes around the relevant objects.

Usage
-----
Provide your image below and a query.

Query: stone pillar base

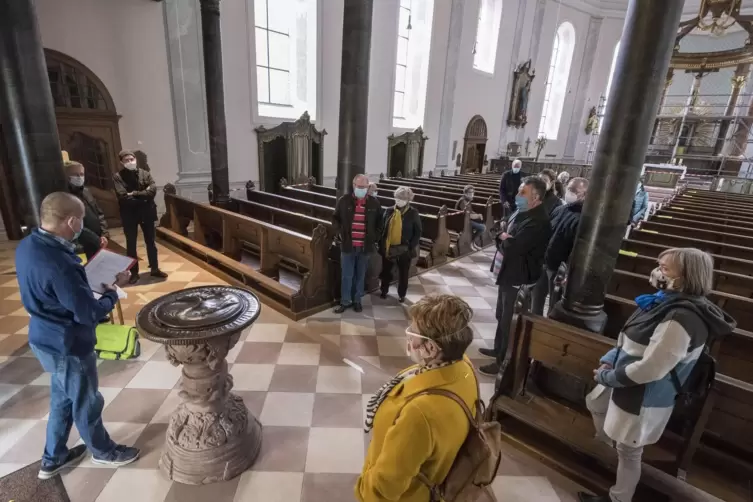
[160,393,263,485]
[548,301,607,334]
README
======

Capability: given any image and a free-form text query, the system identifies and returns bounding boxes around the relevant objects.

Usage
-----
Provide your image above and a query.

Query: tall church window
[393,0,435,129]
[254,0,317,120]
[472,0,503,74]
[538,21,575,139]
[604,40,621,110]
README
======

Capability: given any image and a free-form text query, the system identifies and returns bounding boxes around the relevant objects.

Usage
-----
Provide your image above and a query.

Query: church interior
[1,0,753,501]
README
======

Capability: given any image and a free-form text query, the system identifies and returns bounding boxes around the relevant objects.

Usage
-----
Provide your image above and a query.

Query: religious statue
[535,136,547,162]
[524,137,531,157]
[584,106,599,134]
[507,60,535,128]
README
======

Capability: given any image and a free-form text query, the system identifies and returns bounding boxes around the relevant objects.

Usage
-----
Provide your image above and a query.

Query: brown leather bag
[397,371,502,502]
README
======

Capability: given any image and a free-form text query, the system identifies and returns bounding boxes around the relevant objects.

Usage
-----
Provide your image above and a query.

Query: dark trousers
[379,253,411,298]
[494,284,520,361]
[123,217,158,275]
[531,268,556,316]
[78,233,101,261]
[31,346,116,466]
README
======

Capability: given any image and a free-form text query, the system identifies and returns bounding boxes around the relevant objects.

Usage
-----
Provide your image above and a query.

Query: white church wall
[35,0,179,189]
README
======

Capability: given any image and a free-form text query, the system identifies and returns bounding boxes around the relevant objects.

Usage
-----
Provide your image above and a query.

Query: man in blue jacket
[15,192,139,480]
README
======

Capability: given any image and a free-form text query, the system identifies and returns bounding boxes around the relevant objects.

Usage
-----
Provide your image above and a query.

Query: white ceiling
[573,0,753,20]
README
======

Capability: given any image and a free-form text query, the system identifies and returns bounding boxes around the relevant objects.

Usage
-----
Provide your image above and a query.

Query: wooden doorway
[462,115,487,174]
[45,49,123,227]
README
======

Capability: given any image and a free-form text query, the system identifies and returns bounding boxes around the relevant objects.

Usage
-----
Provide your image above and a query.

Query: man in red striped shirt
[332,174,384,313]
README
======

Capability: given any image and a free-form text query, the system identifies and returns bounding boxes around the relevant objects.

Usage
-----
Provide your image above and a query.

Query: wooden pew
[649,213,753,237]
[159,192,331,319]
[387,176,500,198]
[627,228,752,261]
[377,179,503,220]
[281,185,472,257]
[245,186,450,269]
[654,207,753,230]
[668,199,753,218]
[621,238,753,277]
[675,193,753,208]
[639,220,753,250]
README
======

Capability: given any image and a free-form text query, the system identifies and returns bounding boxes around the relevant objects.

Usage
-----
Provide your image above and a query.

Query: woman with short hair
[538,168,564,217]
[379,187,422,302]
[580,247,735,502]
[356,294,479,502]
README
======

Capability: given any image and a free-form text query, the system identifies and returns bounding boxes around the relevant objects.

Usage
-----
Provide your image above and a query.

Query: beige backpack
[399,375,502,502]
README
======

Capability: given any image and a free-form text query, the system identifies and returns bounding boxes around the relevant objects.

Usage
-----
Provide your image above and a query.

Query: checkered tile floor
[0,230,585,501]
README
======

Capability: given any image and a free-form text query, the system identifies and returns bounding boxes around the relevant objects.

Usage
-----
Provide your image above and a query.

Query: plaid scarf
[364,360,454,433]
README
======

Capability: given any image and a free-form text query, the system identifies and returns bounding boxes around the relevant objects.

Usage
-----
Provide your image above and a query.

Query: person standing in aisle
[498,159,525,216]
[113,150,167,284]
[379,187,421,303]
[64,161,109,260]
[332,174,384,313]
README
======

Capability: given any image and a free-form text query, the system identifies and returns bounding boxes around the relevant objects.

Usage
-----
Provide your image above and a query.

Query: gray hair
[353,174,369,185]
[568,177,589,195]
[512,159,522,168]
[368,182,378,192]
[557,171,570,183]
[463,184,474,194]
[394,186,414,201]
[658,247,714,297]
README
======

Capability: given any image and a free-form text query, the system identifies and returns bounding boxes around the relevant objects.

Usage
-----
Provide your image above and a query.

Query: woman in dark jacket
[539,168,564,217]
[379,187,422,303]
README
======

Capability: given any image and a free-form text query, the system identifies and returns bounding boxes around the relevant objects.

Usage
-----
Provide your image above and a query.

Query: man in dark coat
[531,177,589,315]
[479,176,552,376]
[498,159,526,216]
[379,186,421,303]
[113,150,167,284]
[332,174,384,313]
[65,161,109,260]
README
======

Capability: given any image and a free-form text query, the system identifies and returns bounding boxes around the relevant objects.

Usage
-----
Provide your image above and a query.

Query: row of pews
[155,172,505,319]
[481,183,753,501]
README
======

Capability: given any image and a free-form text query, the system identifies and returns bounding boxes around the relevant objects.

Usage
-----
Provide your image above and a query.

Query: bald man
[531,177,590,315]
[332,174,383,313]
[15,193,140,479]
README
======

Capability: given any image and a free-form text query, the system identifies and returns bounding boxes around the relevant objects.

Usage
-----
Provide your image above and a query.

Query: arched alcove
[461,115,488,174]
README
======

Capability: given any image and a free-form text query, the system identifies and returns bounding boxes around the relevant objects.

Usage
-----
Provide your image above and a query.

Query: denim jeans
[341,248,371,306]
[31,345,116,466]
[470,220,485,244]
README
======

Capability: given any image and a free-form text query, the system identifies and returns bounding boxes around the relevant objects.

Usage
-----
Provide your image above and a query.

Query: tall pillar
[434,0,464,174]
[199,0,230,206]
[335,0,373,196]
[0,0,67,229]
[714,63,750,155]
[549,0,684,333]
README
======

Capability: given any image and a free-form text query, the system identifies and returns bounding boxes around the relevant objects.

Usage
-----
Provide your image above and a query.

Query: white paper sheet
[85,249,135,295]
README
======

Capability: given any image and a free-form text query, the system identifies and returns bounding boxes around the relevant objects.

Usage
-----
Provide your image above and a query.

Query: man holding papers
[15,192,140,480]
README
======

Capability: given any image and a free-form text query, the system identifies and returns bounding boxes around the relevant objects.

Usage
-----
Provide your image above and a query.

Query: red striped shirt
[351,196,366,247]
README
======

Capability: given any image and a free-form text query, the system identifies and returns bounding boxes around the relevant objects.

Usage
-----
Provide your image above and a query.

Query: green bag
[95,324,141,360]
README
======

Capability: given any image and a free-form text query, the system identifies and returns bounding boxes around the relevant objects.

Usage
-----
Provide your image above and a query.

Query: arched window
[393,0,435,129]
[473,0,503,74]
[604,41,621,110]
[538,21,576,140]
[254,0,317,120]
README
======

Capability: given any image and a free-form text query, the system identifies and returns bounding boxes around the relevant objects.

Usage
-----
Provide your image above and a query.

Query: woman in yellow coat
[356,294,479,502]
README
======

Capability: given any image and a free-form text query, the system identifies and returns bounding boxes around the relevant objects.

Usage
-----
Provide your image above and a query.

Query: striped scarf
[364,360,454,433]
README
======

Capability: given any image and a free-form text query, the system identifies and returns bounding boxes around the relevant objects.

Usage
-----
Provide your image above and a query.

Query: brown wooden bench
[627,228,753,261]
[399,176,500,196]
[621,238,753,277]
[246,186,449,269]
[159,192,331,319]
[648,213,753,237]
[675,193,753,209]
[654,207,753,229]
[281,185,472,257]
[668,199,753,218]
[384,176,500,197]
[639,220,753,250]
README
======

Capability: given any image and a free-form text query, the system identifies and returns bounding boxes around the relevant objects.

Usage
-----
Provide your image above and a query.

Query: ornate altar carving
[255,112,326,192]
[507,60,535,128]
[136,286,263,485]
[387,127,428,178]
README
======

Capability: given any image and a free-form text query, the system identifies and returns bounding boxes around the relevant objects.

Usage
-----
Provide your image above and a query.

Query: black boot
[578,492,610,502]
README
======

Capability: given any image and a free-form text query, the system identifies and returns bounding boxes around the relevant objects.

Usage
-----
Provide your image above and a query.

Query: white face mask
[649,267,676,291]
[564,191,579,204]
[123,161,137,171]
[512,167,521,173]
[395,199,408,208]
[69,176,85,188]
[405,328,434,365]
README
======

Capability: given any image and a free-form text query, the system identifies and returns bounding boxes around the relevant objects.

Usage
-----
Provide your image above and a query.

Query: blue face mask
[353,187,368,199]
[512,167,521,174]
[515,195,529,212]
[69,218,82,241]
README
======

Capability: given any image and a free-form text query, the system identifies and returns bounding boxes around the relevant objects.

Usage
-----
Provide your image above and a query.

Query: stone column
[549,0,684,333]
[0,0,67,228]
[562,15,603,160]
[434,0,464,174]
[336,0,373,196]
[199,0,230,206]
[714,63,751,155]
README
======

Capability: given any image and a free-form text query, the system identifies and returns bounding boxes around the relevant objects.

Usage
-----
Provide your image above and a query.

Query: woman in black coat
[379,187,422,302]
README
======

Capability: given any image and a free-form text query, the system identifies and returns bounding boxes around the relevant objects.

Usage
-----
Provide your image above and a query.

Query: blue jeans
[31,345,116,466]
[470,220,485,243]
[341,249,371,306]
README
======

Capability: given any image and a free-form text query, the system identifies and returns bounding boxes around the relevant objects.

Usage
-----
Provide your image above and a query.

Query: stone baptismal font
[136,286,262,484]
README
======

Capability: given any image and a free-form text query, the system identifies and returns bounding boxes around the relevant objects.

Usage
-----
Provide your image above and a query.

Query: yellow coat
[355,358,478,502]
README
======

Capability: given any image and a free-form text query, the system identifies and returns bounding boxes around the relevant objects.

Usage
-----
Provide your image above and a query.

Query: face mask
[405,328,434,364]
[395,199,408,208]
[512,167,521,174]
[564,191,579,204]
[353,187,367,199]
[124,161,137,171]
[649,267,675,291]
[515,195,529,212]
[68,218,82,242]
[69,176,85,188]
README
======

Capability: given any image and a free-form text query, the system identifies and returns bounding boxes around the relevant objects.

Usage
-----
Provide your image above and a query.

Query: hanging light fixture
[697,0,740,36]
